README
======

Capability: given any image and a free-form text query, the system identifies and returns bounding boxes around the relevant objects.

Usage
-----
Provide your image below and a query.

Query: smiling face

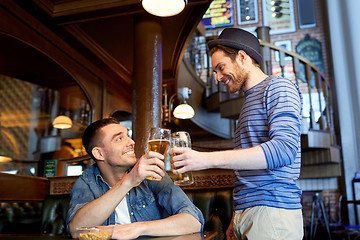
[94,123,136,170]
[211,49,250,93]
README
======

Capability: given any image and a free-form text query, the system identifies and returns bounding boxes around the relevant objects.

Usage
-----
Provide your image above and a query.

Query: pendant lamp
[52,115,72,129]
[141,0,187,17]
[0,156,12,162]
[173,103,195,119]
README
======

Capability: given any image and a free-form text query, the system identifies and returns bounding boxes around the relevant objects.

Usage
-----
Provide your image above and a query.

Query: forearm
[142,213,201,236]
[69,180,133,237]
[209,145,268,170]
[121,213,201,238]
[172,145,268,174]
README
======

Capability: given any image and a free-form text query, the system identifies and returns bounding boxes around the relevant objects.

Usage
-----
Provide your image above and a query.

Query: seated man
[66,118,204,239]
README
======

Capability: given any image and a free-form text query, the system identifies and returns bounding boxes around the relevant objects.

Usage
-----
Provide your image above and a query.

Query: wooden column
[133,15,162,156]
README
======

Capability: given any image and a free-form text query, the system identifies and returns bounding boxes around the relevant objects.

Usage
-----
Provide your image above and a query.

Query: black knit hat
[208,28,262,65]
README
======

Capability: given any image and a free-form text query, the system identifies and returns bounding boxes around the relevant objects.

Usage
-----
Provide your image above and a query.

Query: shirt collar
[93,163,108,185]
[93,163,133,188]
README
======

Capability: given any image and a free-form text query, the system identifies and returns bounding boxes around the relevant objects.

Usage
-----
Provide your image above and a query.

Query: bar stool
[310,192,332,240]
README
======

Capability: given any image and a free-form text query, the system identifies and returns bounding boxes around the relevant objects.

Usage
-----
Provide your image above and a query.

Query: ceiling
[0,33,75,89]
[1,0,231,146]
[5,0,212,94]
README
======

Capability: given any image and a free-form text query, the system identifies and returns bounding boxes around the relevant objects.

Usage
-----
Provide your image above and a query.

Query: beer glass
[147,127,171,180]
[170,131,194,186]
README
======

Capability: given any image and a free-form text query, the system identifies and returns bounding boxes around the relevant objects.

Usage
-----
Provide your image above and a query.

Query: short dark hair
[210,45,260,67]
[82,117,119,160]
[210,45,239,61]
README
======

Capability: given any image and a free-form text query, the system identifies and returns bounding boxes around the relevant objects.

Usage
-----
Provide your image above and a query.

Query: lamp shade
[141,0,187,17]
[52,115,72,129]
[0,156,12,162]
[173,103,195,119]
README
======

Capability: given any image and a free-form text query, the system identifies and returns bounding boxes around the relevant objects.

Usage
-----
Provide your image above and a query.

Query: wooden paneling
[48,176,79,195]
[0,173,49,201]
[168,169,234,190]
[30,169,234,196]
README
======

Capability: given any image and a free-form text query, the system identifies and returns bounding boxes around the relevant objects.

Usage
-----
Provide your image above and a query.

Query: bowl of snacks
[76,226,113,240]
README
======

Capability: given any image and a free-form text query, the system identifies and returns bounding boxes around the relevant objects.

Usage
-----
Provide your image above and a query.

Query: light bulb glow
[173,104,195,119]
[52,115,72,129]
[142,0,187,17]
[0,156,12,162]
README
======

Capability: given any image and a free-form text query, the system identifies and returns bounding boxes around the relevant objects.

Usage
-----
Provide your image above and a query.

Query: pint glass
[170,131,194,186]
[146,127,171,180]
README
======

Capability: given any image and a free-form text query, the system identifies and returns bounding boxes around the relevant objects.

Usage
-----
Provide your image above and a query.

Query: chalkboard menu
[44,159,57,177]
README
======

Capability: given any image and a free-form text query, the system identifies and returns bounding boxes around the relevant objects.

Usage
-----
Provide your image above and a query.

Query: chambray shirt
[66,164,204,232]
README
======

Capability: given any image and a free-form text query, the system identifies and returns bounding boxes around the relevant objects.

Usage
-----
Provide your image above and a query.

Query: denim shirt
[66,164,204,232]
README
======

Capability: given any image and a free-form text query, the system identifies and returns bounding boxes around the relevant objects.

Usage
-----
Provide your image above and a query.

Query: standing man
[67,118,204,239]
[170,28,303,240]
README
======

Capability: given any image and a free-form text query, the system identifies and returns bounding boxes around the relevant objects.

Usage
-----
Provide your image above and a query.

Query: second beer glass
[147,127,171,180]
[170,131,194,186]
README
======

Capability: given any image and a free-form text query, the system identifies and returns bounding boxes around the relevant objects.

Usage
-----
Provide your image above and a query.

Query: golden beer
[148,139,170,156]
[174,172,194,186]
[172,153,194,186]
[146,139,169,181]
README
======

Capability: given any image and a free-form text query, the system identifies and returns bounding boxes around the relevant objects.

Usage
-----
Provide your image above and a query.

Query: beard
[227,63,249,93]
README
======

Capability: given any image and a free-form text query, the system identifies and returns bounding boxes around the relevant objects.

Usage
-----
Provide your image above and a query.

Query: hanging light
[173,103,195,119]
[141,0,187,17]
[0,156,12,162]
[162,86,195,123]
[52,115,72,129]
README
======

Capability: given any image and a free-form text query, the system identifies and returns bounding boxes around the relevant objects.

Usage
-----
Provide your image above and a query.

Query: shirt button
[131,212,134,215]
[127,193,129,195]
[142,205,146,208]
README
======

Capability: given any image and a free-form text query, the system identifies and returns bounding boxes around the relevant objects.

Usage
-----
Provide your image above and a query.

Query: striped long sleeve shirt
[233,75,303,211]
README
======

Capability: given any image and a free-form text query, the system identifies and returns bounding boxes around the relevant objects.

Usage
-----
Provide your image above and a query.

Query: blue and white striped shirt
[233,75,303,210]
